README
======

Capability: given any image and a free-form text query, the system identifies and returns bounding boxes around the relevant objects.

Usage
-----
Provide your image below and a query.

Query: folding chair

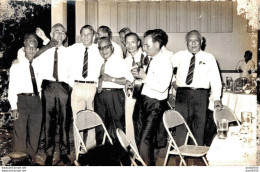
[116,128,146,166]
[213,105,240,126]
[74,110,113,165]
[163,110,209,166]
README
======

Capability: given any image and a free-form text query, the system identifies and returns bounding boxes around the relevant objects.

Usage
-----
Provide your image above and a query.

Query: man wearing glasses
[94,37,133,147]
[34,23,73,165]
[8,33,42,164]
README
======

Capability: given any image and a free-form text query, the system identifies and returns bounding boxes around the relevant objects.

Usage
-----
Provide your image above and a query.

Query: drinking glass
[217,119,229,139]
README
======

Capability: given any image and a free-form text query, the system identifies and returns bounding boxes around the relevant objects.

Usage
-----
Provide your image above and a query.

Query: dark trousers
[175,88,209,146]
[42,80,72,156]
[14,95,42,158]
[133,95,164,166]
[94,89,129,165]
[94,89,125,142]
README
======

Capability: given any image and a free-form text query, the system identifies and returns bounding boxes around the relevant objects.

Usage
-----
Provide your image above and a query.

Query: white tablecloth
[206,126,257,166]
[221,91,257,121]
[207,91,257,166]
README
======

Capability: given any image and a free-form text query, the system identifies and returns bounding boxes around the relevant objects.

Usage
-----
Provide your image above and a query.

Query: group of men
[8,22,222,166]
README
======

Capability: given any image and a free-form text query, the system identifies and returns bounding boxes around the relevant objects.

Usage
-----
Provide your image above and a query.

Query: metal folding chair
[213,105,240,126]
[74,110,113,165]
[163,109,209,166]
[116,128,146,166]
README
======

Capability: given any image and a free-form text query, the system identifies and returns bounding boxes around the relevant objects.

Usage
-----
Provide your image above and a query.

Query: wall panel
[84,1,233,33]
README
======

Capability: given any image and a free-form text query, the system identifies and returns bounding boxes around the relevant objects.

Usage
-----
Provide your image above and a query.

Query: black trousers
[14,95,42,158]
[94,89,125,142]
[42,80,72,156]
[133,95,165,166]
[175,88,209,146]
[94,89,129,165]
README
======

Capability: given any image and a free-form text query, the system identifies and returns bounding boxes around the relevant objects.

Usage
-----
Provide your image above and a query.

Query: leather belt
[178,87,209,91]
[102,88,123,91]
[18,93,39,96]
[75,80,96,84]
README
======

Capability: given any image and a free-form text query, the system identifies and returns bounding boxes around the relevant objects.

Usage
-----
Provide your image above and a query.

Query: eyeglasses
[25,47,37,51]
[98,44,112,51]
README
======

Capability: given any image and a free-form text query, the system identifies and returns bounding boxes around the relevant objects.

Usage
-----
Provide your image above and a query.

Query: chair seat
[169,145,209,157]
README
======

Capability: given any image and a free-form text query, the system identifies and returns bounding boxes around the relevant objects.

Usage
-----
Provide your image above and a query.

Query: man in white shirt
[131,30,173,165]
[235,50,255,80]
[8,33,42,163]
[94,38,133,165]
[94,37,134,142]
[95,25,123,59]
[171,30,222,146]
[33,23,73,165]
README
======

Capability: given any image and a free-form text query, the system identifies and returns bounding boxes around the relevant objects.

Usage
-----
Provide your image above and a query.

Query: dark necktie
[82,47,88,78]
[132,55,136,67]
[97,59,108,93]
[145,57,153,74]
[185,53,196,85]
[29,62,39,95]
[53,48,58,81]
[143,55,149,66]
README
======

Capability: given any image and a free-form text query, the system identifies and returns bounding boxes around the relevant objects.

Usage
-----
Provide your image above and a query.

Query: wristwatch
[112,77,115,82]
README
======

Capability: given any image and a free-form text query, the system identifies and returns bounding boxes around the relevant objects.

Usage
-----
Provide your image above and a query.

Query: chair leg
[202,156,209,166]
[179,156,187,166]
[163,152,170,166]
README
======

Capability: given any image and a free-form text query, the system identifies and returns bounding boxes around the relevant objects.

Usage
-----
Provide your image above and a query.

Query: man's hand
[214,100,223,110]
[131,68,146,80]
[102,74,113,82]
[36,27,48,41]
[11,109,19,120]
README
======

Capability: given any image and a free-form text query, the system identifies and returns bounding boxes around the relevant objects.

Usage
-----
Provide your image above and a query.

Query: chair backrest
[74,110,113,152]
[163,109,185,128]
[116,128,146,166]
[163,109,198,146]
[213,105,240,126]
[75,110,104,131]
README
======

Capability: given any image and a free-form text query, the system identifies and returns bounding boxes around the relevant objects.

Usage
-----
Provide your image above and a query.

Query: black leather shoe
[44,155,53,166]
[60,154,71,166]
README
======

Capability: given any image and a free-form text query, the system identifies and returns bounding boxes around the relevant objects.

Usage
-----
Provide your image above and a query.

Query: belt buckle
[191,87,197,90]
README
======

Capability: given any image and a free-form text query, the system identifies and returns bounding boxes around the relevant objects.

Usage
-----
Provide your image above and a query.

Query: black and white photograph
[0,0,259,170]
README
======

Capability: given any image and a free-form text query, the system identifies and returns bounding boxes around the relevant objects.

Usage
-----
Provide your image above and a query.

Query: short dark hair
[24,33,38,47]
[155,29,168,46]
[125,32,142,48]
[144,29,164,48]
[98,25,112,39]
[119,27,131,34]
[245,50,253,59]
[80,25,95,35]
[185,30,202,42]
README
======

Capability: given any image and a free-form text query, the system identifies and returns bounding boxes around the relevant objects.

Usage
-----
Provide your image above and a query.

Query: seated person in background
[235,50,255,80]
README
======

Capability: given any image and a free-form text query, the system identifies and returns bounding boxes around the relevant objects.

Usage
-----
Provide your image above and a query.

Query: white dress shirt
[8,53,42,110]
[142,51,173,100]
[112,41,124,59]
[235,59,255,79]
[171,50,222,101]
[33,46,74,87]
[67,43,104,84]
[101,53,134,89]
[125,48,144,70]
